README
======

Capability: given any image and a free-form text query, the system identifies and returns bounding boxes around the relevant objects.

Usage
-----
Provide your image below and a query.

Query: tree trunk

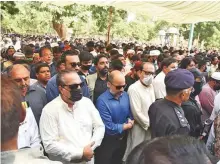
[52,20,67,41]
[106,7,113,45]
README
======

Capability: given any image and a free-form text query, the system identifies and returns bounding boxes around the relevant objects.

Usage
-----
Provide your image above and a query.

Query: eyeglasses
[63,82,84,90]
[142,70,154,76]
[110,82,127,90]
[71,62,81,68]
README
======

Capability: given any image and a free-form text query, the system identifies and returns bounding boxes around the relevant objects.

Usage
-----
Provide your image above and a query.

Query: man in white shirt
[153,57,178,99]
[40,70,105,164]
[123,62,156,161]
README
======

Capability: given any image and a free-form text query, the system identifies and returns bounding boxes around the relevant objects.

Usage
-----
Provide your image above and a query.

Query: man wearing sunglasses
[95,70,134,164]
[46,50,90,102]
[40,70,105,164]
[123,62,156,161]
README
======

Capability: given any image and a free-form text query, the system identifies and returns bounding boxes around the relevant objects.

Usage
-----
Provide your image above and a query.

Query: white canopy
[48,1,220,24]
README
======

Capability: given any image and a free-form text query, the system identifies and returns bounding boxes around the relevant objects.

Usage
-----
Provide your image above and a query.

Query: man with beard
[181,68,204,137]
[2,46,16,71]
[199,72,220,121]
[7,64,42,146]
[86,55,109,104]
[95,70,134,164]
[40,70,105,164]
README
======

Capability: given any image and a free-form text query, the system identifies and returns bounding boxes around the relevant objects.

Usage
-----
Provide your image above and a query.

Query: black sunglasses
[63,82,84,90]
[110,82,127,90]
[142,70,154,75]
[71,62,81,68]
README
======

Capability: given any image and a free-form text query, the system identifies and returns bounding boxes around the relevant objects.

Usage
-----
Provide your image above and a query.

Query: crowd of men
[1,35,220,164]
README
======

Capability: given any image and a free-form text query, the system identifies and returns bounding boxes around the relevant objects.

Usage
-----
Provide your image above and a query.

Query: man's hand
[83,142,95,161]
[123,119,134,130]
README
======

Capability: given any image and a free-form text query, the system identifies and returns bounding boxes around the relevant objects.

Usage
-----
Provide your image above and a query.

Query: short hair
[56,69,77,87]
[39,46,51,57]
[86,41,95,47]
[110,59,123,71]
[110,49,119,57]
[161,57,177,70]
[211,55,218,62]
[1,75,23,143]
[7,64,30,77]
[108,72,114,83]
[23,46,34,56]
[198,60,207,69]
[131,55,140,62]
[60,50,79,63]
[93,54,108,66]
[79,51,93,62]
[166,87,183,96]
[179,57,194,69]
[56,60,64,68]
[52,46,62,54]
[35,62,50,74]
[126,135,218,164]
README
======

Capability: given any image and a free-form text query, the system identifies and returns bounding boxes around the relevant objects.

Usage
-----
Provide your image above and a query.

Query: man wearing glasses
[40,70,105,164]
[46,50,90,102]
[95,70,134,164]
[123,62,156,161]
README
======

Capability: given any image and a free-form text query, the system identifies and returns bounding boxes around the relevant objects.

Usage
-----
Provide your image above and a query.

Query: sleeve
[81,77,90,98]
[46,81,59,102]
[210,95,220,121]
[88,100,105,150]
[96,98,124,135]
[199,90,214,115]
[86,76,93,99]
[28,108,41,148]
[206,124,215,153]
[152,80,165,99]
[40,109,83,162]
[128,87,149,131]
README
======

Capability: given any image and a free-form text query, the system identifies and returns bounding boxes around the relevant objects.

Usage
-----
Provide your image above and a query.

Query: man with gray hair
[40,69,105,164]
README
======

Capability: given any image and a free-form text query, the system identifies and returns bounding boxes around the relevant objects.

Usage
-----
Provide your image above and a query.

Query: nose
[21,79,26,86]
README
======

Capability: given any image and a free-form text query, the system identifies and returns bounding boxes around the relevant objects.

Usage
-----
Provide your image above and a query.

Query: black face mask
[214,84,220,91]
[99,67,108,76]
[69,88,83,102]
[81,65,92,71]
[191,82,203,97]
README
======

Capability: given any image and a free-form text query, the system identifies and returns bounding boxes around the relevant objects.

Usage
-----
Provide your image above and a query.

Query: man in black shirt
[149,69,194,138]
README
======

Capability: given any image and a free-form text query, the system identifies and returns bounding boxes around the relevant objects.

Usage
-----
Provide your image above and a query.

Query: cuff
[117,124,123,134]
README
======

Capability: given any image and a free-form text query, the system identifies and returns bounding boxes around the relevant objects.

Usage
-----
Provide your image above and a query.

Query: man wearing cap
[148,50,160,70]
[199,72,220,121]
[149,69,194,138]
[181,68,203,137]
[13,52,26,61]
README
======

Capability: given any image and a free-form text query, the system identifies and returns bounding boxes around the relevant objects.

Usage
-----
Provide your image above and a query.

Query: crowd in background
[1,33,220,164]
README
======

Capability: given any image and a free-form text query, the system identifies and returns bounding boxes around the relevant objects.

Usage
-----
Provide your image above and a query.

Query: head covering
[189,68,203,80]
[165,68,194,90]
[149,50,160,56]
[211,72,220,81]
[13,52,25,58]
[127,49,135,54]
[132,61,142,71]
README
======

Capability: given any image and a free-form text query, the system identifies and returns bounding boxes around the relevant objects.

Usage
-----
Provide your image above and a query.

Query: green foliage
[1,1,19,19]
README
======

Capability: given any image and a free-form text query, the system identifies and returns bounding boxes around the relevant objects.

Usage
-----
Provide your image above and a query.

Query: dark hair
[35,62,50,74]
[60,50,79,63]
[131,55,140,62]
[110,49,119,57]
[93,54,108,66]
[161,57,177,70]
[23,46,34,56]
[126,135,218,164]
[86,41,95,47]
[211,55,218,62]
[7,64,30,77]
[166,87,183,96]
[110,59,123,71]
[179,57,195,69]
[39,46,51,57]
[56,60,64,68]
[52,46,62,54]
[79,51,93,62]
[198,60,207,69]
[1,75,23,143]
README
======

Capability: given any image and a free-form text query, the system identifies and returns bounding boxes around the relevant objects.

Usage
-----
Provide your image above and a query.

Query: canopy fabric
[49,1,220,24]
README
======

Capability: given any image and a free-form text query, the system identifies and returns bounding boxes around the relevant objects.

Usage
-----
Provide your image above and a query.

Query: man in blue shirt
[95,70,134,164]
[46,50,90,102]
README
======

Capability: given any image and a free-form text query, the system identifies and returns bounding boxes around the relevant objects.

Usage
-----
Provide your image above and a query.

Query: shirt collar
[59,95,76,112]
[106,89,123,100]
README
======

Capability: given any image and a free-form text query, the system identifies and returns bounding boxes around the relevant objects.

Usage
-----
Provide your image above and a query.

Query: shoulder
[42,97,61,115]
[86,73,97,80]
[47,74,57,84]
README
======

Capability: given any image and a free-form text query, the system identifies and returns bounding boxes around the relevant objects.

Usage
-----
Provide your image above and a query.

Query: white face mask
[142,75,153,86]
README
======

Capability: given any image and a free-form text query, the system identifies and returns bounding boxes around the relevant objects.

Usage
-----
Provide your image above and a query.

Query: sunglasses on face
[110,82,127,90]
[71,62,81,68]
[142,70,154,76]
[63,82,84,90]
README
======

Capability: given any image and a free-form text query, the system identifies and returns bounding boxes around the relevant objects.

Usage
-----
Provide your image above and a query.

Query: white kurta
[123,80,155,161]
[152,71,166,99]
[40,96,105,164]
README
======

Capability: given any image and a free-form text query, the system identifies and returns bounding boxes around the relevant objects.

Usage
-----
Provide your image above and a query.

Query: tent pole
[188,23,195,52]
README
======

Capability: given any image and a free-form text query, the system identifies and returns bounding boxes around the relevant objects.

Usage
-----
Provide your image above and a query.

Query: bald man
[95,70,134,164]
[7,64,47,126]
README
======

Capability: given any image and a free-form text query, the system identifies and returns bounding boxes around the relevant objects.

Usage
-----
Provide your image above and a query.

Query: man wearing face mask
[78,51,94,79]
[86,55,109,104]
[123,62,155,161]
[149,69,194,138]
[153,57,178,100]
[95,70,134,164]
[181,68,203,138]
[199,72,220,121]
[40,70,105,164]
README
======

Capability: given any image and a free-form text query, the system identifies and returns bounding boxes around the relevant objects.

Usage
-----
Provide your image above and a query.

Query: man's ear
[107,81,111,88]
[58,86,63,94]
